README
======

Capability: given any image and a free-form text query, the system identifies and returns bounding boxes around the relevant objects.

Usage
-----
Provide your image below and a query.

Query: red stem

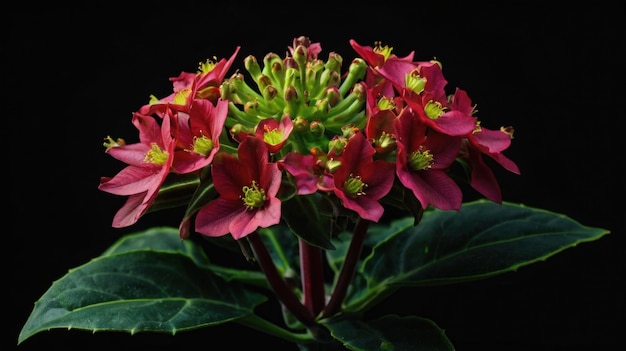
[321,218,370,318]
[247,232,315,326]
[299,239,326,317]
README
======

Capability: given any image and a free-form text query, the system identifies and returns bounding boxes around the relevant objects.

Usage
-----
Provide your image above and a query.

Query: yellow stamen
[144,143,169,165]
[242,181,266,209]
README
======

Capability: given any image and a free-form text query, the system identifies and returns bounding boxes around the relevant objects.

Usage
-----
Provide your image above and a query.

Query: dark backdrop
[10,4,624,350]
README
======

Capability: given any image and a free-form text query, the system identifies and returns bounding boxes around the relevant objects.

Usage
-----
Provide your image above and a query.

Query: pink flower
[350,39,415,98]
[172,98,228,174]
[98,113,175,227]
[461,125,521,203]
[139,47,240,116]
[394,108,463,210]
[255,115,294,154]
[194,137,282,240]
[332,132,395,222]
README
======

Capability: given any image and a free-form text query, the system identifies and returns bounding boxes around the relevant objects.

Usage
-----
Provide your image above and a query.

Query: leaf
[19,250,267,344]
[102,227,268,285]
[345,200,610,312]
[321,314,455,351]
[281,193,335,250]
[147,172,200,213]
[101,226,209,265]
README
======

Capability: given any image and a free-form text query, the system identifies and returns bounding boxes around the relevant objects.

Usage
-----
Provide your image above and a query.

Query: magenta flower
[171,98,228,174]
[332,132,395,222]
[350,39,416,98]
[461,125,521,203]
[98,113,175,227]
[139,47,240,116]
[255,115,294,154]
[194,136,282,240]
[394,108,463,210]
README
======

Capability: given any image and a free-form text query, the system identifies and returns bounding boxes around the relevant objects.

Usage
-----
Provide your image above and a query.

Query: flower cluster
[23,35,610,350]
[99,36,519,243]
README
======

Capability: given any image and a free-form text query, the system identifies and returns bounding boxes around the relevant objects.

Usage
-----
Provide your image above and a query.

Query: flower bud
[244,55,263,80]
[309,120,325,138]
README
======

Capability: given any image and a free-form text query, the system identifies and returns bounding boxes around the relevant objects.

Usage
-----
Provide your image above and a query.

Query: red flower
[332,132,395,222]
[99,113,175,227]
[255,115,294,154]
[172,98,228,174]
[461,126,521,203]
[194,137,282,240]
[394,108,463,210]
[139,47,240,116]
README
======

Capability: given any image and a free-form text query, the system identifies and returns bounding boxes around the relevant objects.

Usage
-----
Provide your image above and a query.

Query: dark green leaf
[102,226,209,266]
[345,200,610,312]
[322,314,455,350]
[147,172,200,213]
[281,193,335,250]
[102,227,267,285]
[19,250,267,344]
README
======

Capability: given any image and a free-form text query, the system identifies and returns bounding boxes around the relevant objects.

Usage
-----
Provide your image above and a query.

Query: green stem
[247,232,315,326]
[235,314,315,344]
[299,238,326,317]
[321,218,370,318]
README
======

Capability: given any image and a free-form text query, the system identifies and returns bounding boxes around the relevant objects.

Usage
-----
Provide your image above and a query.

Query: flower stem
[247,232,315,326]
[299,238,326,318]
[321,218,370,318]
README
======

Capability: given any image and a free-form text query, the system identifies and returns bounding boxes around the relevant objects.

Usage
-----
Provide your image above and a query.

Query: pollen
[263,127,283,146]
[192,130,214,156]
[198,56,218,74]
[408,146,434,171]
[405,71,427,94]
[103,136,126,150]
[424,100,445,120]
[377,96,396,111]
[173,88,191,105]
[242,180,266,209]
[343,174,367,198]
[373,41,393,62]
[144,143,169,165]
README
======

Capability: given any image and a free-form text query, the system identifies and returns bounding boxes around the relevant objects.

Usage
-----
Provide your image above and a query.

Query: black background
[9,3,624,350]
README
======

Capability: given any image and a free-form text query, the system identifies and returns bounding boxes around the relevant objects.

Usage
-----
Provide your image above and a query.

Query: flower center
[173,88,191,105]
[242,181,266,209]
[373,41,393,62]
[198,57,217,74]
[408,147,434,171]
[263,127,283,146]
[192,131,214,156]
[406,70,426,94]
[343,174,367,198]
[144,143,169,165]
[424,100,445,120]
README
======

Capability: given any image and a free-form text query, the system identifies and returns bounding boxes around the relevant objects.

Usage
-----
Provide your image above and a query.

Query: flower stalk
[321,218,370,318]
[299,238,326,317]
[247,232,315,326]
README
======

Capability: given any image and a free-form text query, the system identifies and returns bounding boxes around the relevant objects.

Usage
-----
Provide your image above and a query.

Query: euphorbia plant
[19,36,610,350]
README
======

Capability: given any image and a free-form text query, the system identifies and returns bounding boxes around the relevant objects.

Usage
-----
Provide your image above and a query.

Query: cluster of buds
[99,35,519,244]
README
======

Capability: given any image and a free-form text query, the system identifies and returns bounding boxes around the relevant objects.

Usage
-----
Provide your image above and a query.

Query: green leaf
[102,227,268,285]
[321,314,455,350]
[147,172,200,213]
[346,200,610,312]
[19,250,267,344]
[281,193,335,250]
[101,226,209,264]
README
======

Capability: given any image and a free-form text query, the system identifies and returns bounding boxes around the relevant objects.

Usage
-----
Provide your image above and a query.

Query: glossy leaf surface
[19,230,267,344]
[321,314,455,351]
[345,200,610,312]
